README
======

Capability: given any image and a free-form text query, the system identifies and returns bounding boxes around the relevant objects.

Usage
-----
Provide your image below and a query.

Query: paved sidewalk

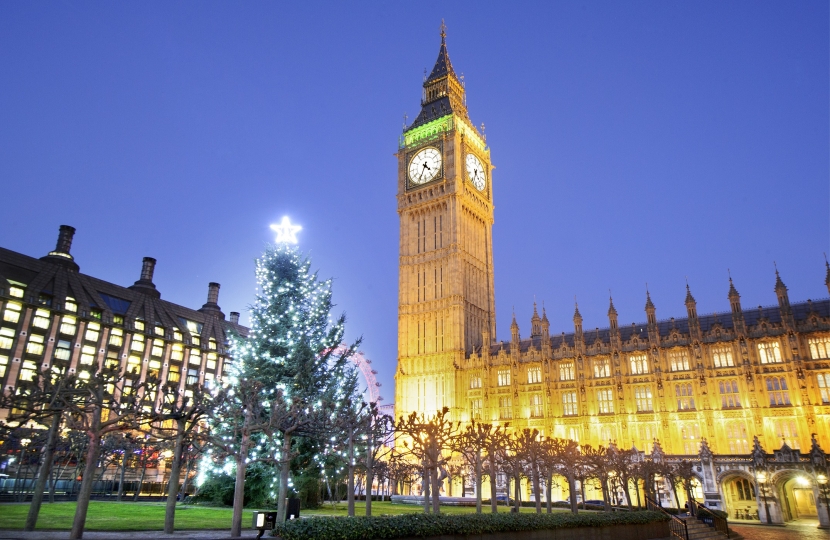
[0,530,262,540]
[731,519,829,540]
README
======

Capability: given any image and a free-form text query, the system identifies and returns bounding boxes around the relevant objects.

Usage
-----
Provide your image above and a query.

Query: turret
[510,311,520,344]
[128,257,161,298]
[645,290,656,326]
[728,275,746,335]
[685,283,700,340]
[607,296,618,332]
[825,256,830,295]
[774,266,793,329]
[530,302,542,337]
[540,306,550,338]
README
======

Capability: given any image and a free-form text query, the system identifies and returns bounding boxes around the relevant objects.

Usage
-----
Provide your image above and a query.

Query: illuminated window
[113,315,124,326]
[9,286,24,298]
[167,364,181,383]
[498,397,512,419]
[19,359,37,381]
[52,340,70,361]
[593,358,610,378]
[109,328,123,347]
[680,424,701,454]
[817,373,830,404]
[104,350,120,370]
[469,374,482,389]
[530,393,543,417]
[208,338,217,350]
[126,355,141,375]
[630,353,648,375]
[79,345,96,365]
[134,319,145,331]
[733,478,755,500]
[597,389,614,414]
[725,421,749,454]
[148,359,161,380]
[634,423,656,449]
[151,344,164,357]
[131,334,146,352]
[719,379,741,408]
[32,309,51,330]
[182,319,201,335]
[766,376,790,406]
[189,349,202,365]
[0,327,14,350]
[497,369,511,386]
[527,366,542,384]
[712,345,734,368]
[26,334,45,356]
[206,353,217,370]
[809,337,830,360]
[65,297,77,313]
[85,322,100,343]
[186,368,199,386]
[675,383,695,410]
[59,316,76,336]
[562,391,578,416]
[560,361,575,381]
[758,341,782,364]
[635,386,653,412]
[471,398,483,420]
[191,336,201,346]
[669,350,691,371]
[171,343,184,361]
[154,325,165,336]
[0,355,8,378]
[3,301,22,323]
[773,419,799,449]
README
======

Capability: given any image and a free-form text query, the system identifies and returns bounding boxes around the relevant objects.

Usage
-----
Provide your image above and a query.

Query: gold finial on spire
[440,19,447,43]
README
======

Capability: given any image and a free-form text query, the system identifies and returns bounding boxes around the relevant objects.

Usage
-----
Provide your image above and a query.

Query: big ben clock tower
[395,24,496,420]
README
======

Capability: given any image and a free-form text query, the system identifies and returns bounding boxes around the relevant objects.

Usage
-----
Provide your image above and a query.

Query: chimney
[140,257,157,282]
[207,282,220,304]
[128,256,160,298]
[229,312,240,324]
[55,225,76,255]
[42,225,80,270]
[199,282,225,319]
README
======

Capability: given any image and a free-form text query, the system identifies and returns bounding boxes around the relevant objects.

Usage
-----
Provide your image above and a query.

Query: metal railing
[694,501,730,538]
[645,497,688,540]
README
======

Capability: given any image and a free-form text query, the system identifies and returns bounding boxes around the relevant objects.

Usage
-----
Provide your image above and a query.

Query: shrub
[273,510,669,540]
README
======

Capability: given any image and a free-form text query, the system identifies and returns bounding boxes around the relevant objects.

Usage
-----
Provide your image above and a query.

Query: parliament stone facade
[394,30,830,526]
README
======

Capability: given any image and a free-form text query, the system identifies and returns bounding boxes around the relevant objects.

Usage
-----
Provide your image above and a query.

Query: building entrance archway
[777,473,819,522]
[721,473,758,520]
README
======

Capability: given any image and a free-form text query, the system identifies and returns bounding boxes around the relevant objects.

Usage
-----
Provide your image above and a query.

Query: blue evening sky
[1,2,827,403]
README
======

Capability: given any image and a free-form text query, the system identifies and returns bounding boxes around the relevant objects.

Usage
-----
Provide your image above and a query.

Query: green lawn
[0,501,565,530]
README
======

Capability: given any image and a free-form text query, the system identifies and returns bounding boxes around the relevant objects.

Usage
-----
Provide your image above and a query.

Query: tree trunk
[276,432,292,523]
[365,440,374,516]
[489,458,498,514]
[116,457,127,502]
[69,407,103,540]
[580,478,587,511]
[230,429,250,538]
[346,430,355,517]
[601,478,611,511]
[132,455,148,502]
[531,461,542,514]
[25,412,60,530]
[513,469,521,513]
[634,478,642,508]
[422,462,430,513]
[163,425,185,533]
[545,472,553,513]
[180,454,194,497]
[568,474,578,514]
[474,451,482,514]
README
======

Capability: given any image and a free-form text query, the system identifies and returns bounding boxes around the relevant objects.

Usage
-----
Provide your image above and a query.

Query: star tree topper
[270,217,302,244]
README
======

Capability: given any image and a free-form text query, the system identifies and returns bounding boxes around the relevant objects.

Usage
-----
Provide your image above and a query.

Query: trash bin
[286,498,301,520]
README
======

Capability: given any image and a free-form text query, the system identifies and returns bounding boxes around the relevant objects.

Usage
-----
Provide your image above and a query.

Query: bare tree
[458,421,509,514]
[543,437,581,514]
[512,428,544,513]
[581,444,611,510]
[361,402,394,516]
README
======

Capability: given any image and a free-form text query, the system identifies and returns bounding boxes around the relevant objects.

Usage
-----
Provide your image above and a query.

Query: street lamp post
[817,473,830,528]
[756,470,772,524]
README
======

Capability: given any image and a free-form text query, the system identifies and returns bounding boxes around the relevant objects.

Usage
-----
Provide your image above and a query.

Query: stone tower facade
[395,26,496,418]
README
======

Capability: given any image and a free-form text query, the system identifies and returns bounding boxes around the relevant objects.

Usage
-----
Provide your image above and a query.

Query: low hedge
[273,510,669,540]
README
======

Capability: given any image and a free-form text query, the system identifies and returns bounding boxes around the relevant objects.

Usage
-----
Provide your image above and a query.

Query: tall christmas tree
[201,222,360,534]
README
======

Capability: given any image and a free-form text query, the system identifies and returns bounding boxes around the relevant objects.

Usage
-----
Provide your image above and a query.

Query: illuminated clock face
[408,147,442,185]
[466,153,486,191]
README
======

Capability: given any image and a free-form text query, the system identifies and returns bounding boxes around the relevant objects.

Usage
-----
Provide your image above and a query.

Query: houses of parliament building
[395,28,830,525]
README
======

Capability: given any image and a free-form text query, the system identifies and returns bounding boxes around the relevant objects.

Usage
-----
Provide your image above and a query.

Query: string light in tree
[270,216,302,244]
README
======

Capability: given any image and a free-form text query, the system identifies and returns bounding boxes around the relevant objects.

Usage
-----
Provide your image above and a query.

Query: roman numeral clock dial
[466,153,486,191]
[408,147,442,185]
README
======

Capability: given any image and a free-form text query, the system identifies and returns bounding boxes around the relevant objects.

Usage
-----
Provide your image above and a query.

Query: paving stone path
[731,520,829,540]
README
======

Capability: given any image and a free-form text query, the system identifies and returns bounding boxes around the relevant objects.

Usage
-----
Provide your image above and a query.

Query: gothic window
[773,418,800,449]
[562,391,578,416]
[719,379,741,408]
[559,361,575,381]
[635,423,657,449]
[733,478,755,501]
[499,397,512,419]
[766,376,790,406]
[530,393,543,418]
[527,366,542,384]
[725,421,750,454]
[680,424,701,454]
[471,398,483,420]
[599,425,616,444]
[669,349,691,371]
[712,345,734,368]
[758,341,783,364]
[469,373,482,389]
[675,383,695,410]
[635,386,653,412]
[809,336,830,359]
[817,372,830,404]
[597,389,614,414]
[593,357,610,378]
[497,369,511,387]
[630,353,648,375]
